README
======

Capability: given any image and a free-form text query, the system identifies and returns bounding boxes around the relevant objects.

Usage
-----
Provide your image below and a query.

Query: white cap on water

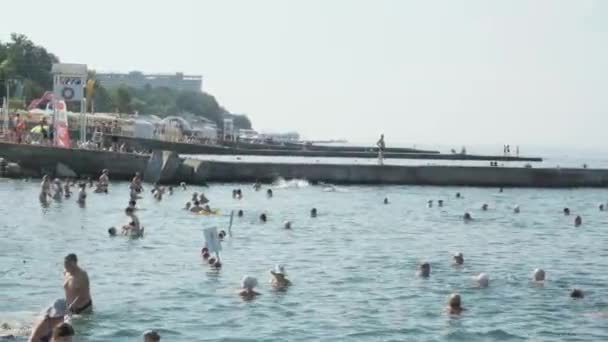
[533,268,546,281]
[476,273,490,288]
[241,275,258,289]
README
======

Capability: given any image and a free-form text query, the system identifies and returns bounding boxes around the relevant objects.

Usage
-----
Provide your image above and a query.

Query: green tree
[112,85,132,113]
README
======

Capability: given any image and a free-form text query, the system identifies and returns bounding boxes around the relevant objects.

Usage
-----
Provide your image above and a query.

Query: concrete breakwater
[108,135,541,162]
[0,142,606,187]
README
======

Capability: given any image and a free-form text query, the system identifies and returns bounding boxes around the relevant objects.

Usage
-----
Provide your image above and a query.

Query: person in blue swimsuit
[28,299,67,342]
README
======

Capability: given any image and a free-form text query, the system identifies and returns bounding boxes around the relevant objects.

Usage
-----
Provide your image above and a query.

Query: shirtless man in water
[63,254,93,315]
[98,169,109,192]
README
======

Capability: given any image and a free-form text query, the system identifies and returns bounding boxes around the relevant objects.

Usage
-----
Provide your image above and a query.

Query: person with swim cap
[143,330,161,342]
[310,208,318,218]
[63,253,93,314]
[270,264,291,289]
[122,207,143,237]
[446,293,465,315]
[475,273,490,288]
[51,322,75,342]
[563,207,570,216]
[532,268,545,282]
[453,252,464,265]
[267,189,273,198]
[28,299,68,342]
[418,262,431,277]
[239,276,261,299]
[574,216,582,227]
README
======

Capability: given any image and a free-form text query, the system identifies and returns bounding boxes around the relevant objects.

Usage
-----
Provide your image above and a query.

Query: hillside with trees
[0,33,252,130]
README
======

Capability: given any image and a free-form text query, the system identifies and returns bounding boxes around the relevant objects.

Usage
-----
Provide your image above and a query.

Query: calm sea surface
[1,169,608,341]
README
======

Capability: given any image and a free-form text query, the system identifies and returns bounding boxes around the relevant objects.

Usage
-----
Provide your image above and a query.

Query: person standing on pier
[376,134,386,165]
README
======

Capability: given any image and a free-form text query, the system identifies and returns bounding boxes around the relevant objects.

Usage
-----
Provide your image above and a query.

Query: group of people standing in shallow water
[25,170,607,341]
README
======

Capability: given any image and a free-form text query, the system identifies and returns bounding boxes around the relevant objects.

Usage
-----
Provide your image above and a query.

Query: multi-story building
[96,71,203,92]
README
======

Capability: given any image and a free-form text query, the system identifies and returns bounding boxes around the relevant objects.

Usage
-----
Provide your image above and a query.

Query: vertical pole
[80,98,87,143]
[3,79,9,133]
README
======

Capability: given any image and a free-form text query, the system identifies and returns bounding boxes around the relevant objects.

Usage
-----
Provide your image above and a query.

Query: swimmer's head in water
[238,210,244,217]
[193,201,200,207]
[533,268,545,282]
[482,204,488,211]
[418,262,431,277]
[448,293,462,309]
[283,221,292,229]
[219,231,226,239]
[463,212,472,221]
[570,288,584,299]
[185,202,191,209]
[599,204,605,211]
[202,247,209,254]
[456,192,461,198]
[563,207,570,215]
[213,260,222,269]
[384,198,389,204]
[260,214,267,222]
[125,207,135,215]
[108,227,117,236]
[52,322,74,340]
[453,252,464,265]
[475,273,490,288]
[267,189,273,197]
[143,330,161,342]
[574,216,582,226]
[242,275,258,290]
[208,257,216,265]
[311,208,318,217]
[202,252,210,260]
[438,200,444,207]
[513,205,520,213]
[129,200,136,206]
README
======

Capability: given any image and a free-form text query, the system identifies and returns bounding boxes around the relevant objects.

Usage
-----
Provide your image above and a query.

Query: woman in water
[238,276,261,300]
[51,179,63,201]
[122,207,143,237]
[76,183,87,205]
[28,299,67,342]
[270,264,291,290]
[446,293,465,315]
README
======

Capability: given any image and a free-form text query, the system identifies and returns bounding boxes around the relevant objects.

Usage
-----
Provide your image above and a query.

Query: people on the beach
[51,322,75,342]
[143,330,161,342]
[270,264,291,289]
[446,293,465,315]
[376,134,385,165]
[28,299,68,342]
[453,252,464,265]
[239,276,260,299]
[574,215,582,227]
[63,253,93,314]
[532,268,545,282]
[418,262,431,277]
[122,207,143,237]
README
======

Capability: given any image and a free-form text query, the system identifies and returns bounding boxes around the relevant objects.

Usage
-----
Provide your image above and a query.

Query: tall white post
[3,80,9,133]
[80,98,87,143]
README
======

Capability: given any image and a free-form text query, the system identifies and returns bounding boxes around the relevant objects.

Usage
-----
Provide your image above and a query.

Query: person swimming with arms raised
[270,264,291,290]
[238,276,261,300]
[63,254,93,315]
[122,207,143,237]
[28,299,68,342]
[446,293,465,315]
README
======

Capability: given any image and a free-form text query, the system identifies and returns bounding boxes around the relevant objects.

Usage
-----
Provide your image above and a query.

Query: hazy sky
[2,0,607,148]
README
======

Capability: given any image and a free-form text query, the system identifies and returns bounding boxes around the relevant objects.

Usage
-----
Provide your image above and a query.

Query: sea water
[1,177,608,341]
